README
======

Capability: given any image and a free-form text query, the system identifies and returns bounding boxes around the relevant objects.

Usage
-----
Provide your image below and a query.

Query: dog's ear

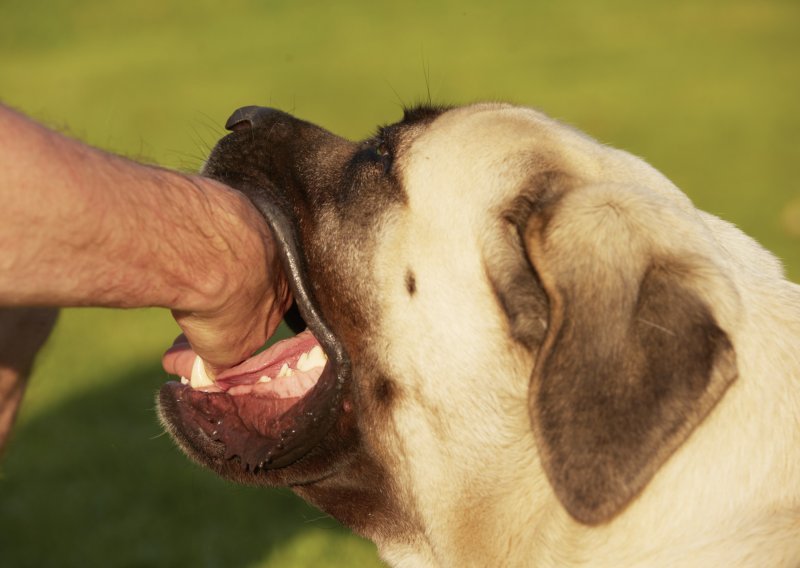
[512,177,739,525]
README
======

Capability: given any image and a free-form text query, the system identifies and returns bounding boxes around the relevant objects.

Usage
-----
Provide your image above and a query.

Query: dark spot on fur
[373,375,397,407]
[405,269,417,296]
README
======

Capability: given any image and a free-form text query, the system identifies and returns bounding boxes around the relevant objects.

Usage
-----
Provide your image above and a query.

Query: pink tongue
[162,330,322,385]
[215,330,320,382]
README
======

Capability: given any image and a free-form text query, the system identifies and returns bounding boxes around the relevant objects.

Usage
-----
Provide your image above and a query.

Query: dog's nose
[225,106,285,131]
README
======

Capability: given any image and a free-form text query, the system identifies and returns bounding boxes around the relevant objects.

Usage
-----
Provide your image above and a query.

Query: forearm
[0,105,267,313]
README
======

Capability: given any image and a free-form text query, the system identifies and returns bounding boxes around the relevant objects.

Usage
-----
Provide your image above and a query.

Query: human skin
[0,104,291,377]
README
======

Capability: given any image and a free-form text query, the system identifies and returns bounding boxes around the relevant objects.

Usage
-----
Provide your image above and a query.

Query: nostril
[227,118,252,132]
[225,105,263,132]
[225,106,290,133]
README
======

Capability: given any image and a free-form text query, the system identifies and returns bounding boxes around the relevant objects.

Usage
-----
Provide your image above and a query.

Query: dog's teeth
[309,346,327,364]
[297,346,327,371]
[296,353,308,370]
[277,363,293,378]
[190,356,215,389]
[180,376,189,385]
[258,375,271,383]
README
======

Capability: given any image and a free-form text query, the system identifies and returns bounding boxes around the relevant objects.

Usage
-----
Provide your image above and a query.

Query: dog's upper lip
[239,183,349,373]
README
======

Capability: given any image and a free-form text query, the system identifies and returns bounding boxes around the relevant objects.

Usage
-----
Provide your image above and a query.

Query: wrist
[163,174,273,317]
[0,105,275,317]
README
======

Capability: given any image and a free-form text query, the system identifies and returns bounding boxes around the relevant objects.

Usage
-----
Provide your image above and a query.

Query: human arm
[0,104,291,373]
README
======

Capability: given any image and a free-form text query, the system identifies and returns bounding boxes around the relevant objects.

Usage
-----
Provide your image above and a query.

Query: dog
[158,103,800,567]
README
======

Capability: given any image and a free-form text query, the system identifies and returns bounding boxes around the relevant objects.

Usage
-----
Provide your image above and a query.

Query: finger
[164,329,251,377]
[161,339,197,378]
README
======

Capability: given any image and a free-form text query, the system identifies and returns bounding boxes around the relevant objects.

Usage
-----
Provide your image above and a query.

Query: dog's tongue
[219,330,320,383]
[162,330,320,386]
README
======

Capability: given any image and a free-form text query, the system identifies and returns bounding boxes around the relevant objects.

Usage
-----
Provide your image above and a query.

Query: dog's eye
[375,142,390,158]
[370,140,393,172]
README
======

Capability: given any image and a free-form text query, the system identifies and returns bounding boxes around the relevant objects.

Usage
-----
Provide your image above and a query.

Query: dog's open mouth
[158,107,355,475]
[159,320,341,471]
[159,186,350,474]
[166,329,326,398]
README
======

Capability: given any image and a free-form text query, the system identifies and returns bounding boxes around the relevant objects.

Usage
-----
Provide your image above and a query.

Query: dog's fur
[166,103,800,567]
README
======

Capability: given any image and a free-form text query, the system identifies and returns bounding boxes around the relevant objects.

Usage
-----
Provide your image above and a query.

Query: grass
[0,1,798,566]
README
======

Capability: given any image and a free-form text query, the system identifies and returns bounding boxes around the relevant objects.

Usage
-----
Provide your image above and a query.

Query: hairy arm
[0,105,290,372]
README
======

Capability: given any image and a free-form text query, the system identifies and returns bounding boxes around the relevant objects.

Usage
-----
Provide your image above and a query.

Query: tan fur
[366,104,800,566]
[167,102,800,566]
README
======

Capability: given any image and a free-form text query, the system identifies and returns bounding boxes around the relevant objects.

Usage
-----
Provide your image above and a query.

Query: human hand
[161,182,293,378]
[0,104,291,383]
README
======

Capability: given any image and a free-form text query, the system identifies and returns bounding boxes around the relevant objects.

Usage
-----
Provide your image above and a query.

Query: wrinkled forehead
[401,104,566,210]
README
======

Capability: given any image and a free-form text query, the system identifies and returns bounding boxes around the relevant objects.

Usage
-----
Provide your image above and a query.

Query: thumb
[168,309,256,376]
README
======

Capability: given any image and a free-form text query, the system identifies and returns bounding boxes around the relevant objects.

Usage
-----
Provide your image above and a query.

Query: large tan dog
[159,103,800,567]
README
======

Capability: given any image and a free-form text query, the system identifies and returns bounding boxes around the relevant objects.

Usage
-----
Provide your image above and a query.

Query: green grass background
[1,1,798,566]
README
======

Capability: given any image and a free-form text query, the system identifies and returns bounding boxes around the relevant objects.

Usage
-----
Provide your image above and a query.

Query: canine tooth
[258,375,271,383]
[190,356,215,389]
[309,346,327,363]
[277,363,293,378]
[180,376,189,385]
[297,346,327,371]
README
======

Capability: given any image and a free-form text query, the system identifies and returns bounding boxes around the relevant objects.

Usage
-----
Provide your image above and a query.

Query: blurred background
[1,1,798,566]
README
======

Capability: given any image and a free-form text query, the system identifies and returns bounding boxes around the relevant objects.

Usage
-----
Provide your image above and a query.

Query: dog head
[158,103,739,561]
